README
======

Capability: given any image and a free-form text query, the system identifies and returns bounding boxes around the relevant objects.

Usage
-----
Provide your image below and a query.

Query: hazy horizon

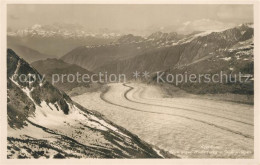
[8,4,253,35]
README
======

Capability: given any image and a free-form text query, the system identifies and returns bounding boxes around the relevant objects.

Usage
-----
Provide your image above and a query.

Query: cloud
[177,19,236,34]
[183,21,191,26]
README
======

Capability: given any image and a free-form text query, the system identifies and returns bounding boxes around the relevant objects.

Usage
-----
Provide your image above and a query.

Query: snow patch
[220,57,231,61]
[87,113,131,138]
[28,101,130,138]
[9,78,35,104]
[153,148,164,158]
[241,31,246,35]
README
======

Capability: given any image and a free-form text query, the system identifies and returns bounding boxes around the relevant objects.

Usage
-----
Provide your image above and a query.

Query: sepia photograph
[0,0,259,164]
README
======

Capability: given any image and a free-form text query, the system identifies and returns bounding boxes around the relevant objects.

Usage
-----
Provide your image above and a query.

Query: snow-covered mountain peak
[8,23,122,39]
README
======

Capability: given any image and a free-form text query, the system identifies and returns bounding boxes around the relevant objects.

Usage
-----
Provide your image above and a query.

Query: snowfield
[72,83,254,158]
[8,99,144,158]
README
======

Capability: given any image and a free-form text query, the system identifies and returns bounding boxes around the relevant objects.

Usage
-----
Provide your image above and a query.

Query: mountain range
[61,23,253,73]
[60,23,254,94]
[8,23,121,57]
[8,23,254,95]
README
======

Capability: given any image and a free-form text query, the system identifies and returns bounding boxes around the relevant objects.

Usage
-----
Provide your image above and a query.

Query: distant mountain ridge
[8,23,121,39]
[7,44,54,63]
[8,23,121,57]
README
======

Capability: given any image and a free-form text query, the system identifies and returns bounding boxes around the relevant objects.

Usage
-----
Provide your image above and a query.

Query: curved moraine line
[123,83,253,126]
[100,85,253,139]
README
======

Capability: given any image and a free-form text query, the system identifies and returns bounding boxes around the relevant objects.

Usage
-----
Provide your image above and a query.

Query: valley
[6,20,255,159]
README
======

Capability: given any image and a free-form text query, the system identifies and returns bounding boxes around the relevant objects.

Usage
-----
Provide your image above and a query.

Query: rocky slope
[7,49,165,158]
[152,24,254,95]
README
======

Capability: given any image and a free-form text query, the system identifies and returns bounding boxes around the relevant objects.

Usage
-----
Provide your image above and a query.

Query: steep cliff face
[7,49,164,158]
[7,49,71,117]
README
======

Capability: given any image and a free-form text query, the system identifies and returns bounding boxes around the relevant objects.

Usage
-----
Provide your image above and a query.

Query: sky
[7,4,253,35]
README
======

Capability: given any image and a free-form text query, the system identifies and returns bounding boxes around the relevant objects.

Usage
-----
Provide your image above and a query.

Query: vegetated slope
[94,45,185,78]
[7,49,163,159]
[60,42,151,71]
[7,44,54,63]
[31,58,95,92]
[60,32,185,71]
